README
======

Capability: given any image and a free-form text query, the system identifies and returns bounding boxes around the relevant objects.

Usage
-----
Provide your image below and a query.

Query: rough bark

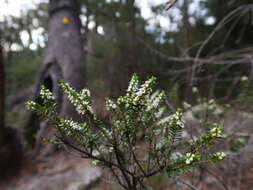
[25,0,86,147]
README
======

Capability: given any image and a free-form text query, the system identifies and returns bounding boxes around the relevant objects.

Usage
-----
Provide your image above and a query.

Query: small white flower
[210,126,223,138]
[241,76,248,82]
[192,87,198,93]
[208,99,215,104]
[91,160,100,166]
[171,152,183,160]
[106,99,117,111]
[185,153,197,165]
[92,150,100,157]
[176,121,184,128]
[26,101,37,110]
[109,147,114,153]
[214,152,227,160]
[83,101,89,105]
[40,88,55,101]
[112,103,116,109]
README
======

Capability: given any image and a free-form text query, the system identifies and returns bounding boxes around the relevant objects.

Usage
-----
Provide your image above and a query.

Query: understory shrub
[27,74,228,190]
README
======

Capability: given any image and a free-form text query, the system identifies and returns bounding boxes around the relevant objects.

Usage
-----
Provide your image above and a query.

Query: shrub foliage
[27,74,227,190]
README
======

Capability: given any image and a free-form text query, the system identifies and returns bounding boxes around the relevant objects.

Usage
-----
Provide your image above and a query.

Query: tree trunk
[0,30,22,180]
[25,0,86,147]
[0,30,5,152]
[0,31,4,129]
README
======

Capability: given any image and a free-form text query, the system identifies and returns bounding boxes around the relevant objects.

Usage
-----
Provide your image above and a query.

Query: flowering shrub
[26,74,228,190]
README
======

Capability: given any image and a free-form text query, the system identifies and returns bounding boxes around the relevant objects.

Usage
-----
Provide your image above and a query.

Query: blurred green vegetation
[6,50,42,95]
[5,50,42,128]
[2,0,253,128]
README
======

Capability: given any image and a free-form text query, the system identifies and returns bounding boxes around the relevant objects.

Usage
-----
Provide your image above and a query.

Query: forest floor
[0,125,102,190]
[1,109,253,190]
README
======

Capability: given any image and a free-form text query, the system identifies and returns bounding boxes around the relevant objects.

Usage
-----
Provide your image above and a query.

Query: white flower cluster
[214,152,227,160]
[241,76,248,82]
[91,160,100,166]
[102,128,113,139]
[113,120,122,129]
[97,146,114,155]
[26,101,37,110]
[171,152,183,161]
[109,147,114,153]
[63,119,83,131]
[170,110,185,129]
[158,110,185,131]
[210,126,223,138]
[61,82,78,105]
[175,120,184,129]
[40,87,55,101]
[92,150,100,157]
[208,99,216,110]
[126,74,138,96]
[117,96,125,105]
[147,91,164,111]
[61,82,94,116]
[133,77,154,105]
[106,99,117,111]
[80,88,90,97]
[192,87,198,93]
[185,153,199,164]
[76,100,94,116]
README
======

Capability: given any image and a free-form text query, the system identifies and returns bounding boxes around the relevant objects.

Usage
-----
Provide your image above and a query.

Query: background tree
[0,30,4,128]
[24,0,86,147]
[0,29,22,180]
